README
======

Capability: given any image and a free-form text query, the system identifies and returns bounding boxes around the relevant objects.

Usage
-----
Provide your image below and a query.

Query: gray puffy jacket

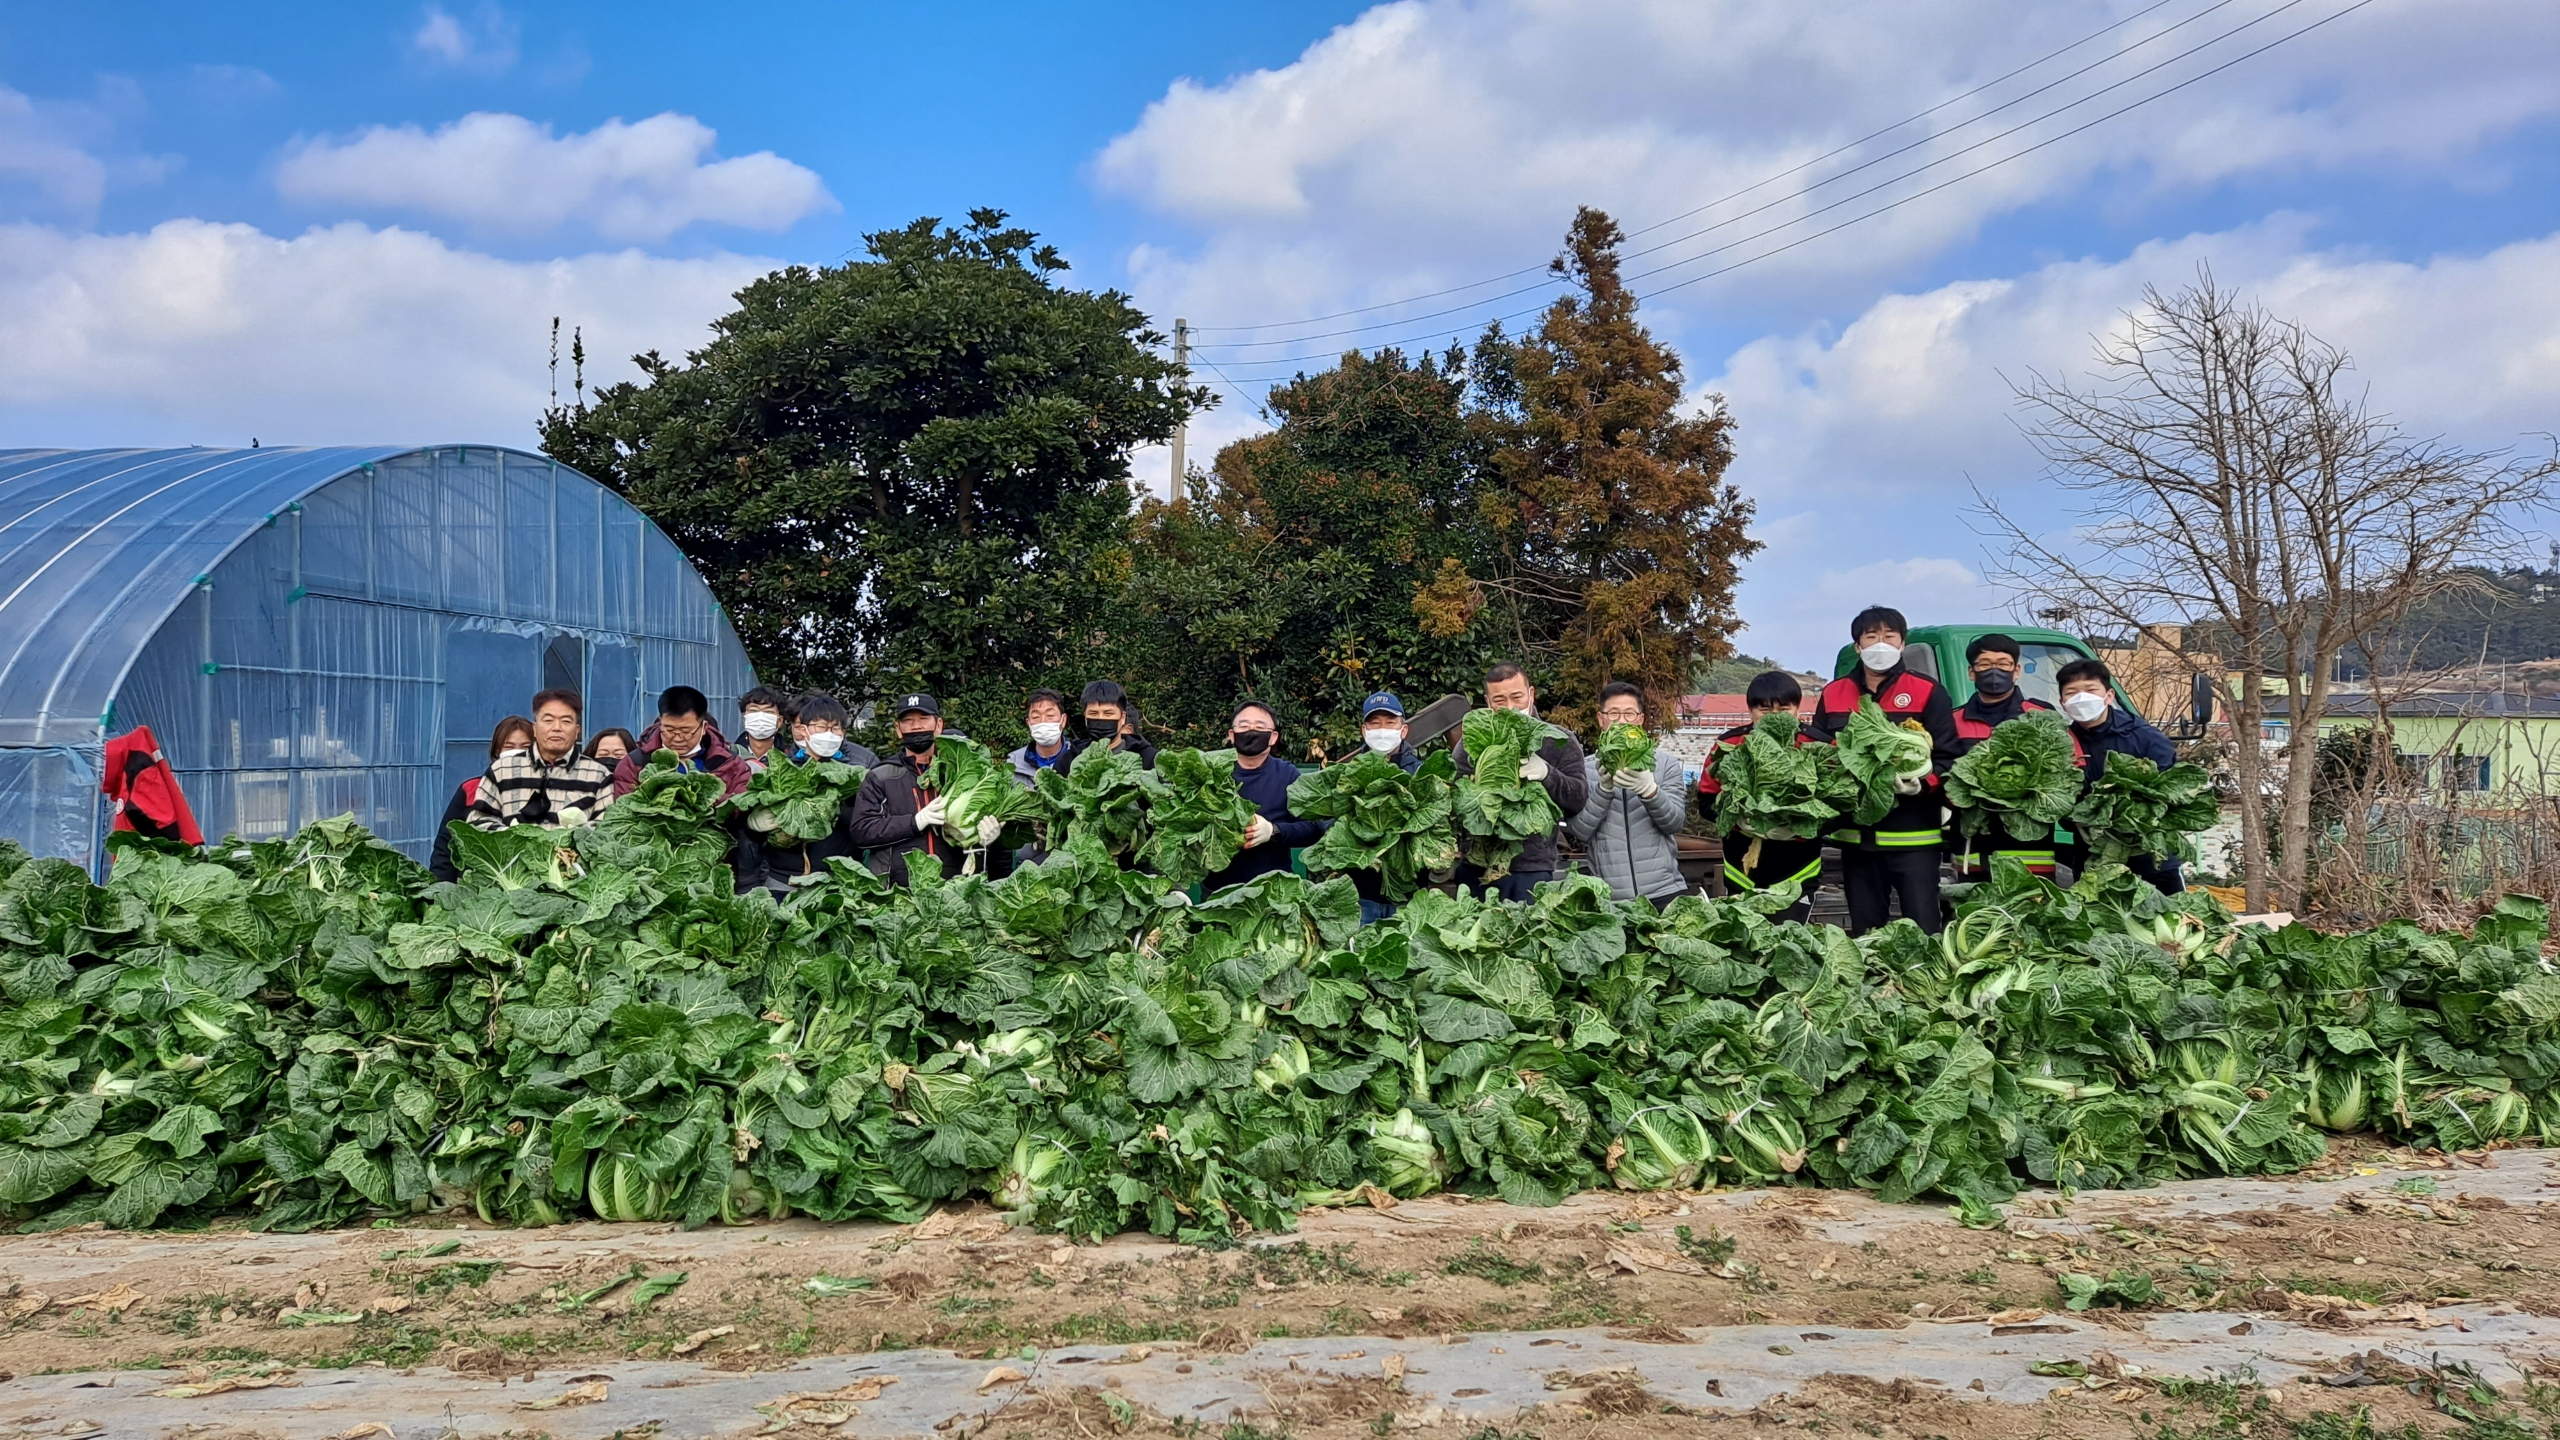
[1568,748,1691,903]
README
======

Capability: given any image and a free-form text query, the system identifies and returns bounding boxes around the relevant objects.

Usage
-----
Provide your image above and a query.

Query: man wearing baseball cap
[847,691,995,885]
[1346,691,1421,924]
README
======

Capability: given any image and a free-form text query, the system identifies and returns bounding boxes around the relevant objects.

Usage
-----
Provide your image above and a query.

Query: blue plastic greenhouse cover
[0,446,759,870]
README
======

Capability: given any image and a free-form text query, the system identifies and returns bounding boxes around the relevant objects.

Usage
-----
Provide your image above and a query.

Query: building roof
[1678,692,1819,727]
[0,447,446,747]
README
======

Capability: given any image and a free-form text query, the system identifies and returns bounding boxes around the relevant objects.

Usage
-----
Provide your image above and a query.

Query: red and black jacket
[1808,667,1957,849]
[1699,722,1826,892]
[1945,693,2080,875]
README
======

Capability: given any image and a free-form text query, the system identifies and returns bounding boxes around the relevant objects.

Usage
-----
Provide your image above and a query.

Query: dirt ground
[5,1142,2559,1438]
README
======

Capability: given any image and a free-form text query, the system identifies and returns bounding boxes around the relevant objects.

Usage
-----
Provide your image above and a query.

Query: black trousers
[2057,843,2185,894]
[1841,845,1942,935]
[1725,836,1824,924]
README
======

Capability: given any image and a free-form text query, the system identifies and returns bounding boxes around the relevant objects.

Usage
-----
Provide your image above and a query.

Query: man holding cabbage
[1568,682,1690,905]
[1451,662,1590,902]
[1943,633,2073,883]
[847,692,1004,885]
[1809,606,1957,935]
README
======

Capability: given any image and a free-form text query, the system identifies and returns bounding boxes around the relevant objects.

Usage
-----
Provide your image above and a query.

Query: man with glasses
[610,685,754,801]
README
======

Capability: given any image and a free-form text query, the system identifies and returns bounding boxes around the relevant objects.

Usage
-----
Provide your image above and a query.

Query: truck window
[2012,641,2086,707]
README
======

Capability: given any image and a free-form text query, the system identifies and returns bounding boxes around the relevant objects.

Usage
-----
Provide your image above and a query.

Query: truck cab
[1829,624,2126,709]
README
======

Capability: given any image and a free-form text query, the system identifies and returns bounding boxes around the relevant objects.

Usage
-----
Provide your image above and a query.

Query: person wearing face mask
[1059,680,1159,773]
[733,694,874,891]
[1343,692,1423,925]
[431,714,532,881]
[610,685,754,801]
[1698,673,1827,921]
[1568,683,1692,906]
[1808,605,1958,935]
[848,692,1003,885]
[1009,689,1074,788]
[1451,663,1591,903]
[1944,634,2077,883]
[733,687,790,773]
[1203,700,1325,891]
[2051,658,2186,894]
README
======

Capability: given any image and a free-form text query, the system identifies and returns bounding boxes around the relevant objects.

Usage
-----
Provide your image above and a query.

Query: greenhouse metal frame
[0,446,758,872]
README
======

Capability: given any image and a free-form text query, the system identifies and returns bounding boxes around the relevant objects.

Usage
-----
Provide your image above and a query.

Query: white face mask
[1858,641,1903,672]
[742,712,780,740]
[1028,721,1063,747]
[1363,728,1403,755]
[805,730,845,758]
[2061,692,2110,724]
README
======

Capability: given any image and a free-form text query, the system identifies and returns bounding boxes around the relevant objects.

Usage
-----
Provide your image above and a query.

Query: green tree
[1472,207,1761,729]
[1110,348,1508,751]
[539,210,1205,745]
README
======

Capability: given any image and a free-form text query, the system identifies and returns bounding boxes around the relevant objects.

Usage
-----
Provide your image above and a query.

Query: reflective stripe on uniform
[1873,829,1941,848]
[1726,855,1823,891]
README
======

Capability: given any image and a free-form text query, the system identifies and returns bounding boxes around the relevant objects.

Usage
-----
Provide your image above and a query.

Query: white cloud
[0,218,772,446]
[410,4,519,74]
[275,111,835,241]
[1103,0,2560,352]
[1709,221,2560,664]
[0,84,112,218]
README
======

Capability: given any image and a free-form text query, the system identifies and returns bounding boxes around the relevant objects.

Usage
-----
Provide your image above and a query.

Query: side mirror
[2190,673,2216,729]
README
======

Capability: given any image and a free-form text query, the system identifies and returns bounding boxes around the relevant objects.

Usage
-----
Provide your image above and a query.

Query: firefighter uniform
[1809,666,1957,935]
[1697,722,1826,922]
[1943,692,2081,881]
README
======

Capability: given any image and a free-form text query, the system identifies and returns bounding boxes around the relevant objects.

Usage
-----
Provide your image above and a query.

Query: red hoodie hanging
[103,725,204,847]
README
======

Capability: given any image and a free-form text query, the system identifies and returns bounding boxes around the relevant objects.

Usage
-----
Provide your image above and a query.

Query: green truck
[1828,623,2130,710]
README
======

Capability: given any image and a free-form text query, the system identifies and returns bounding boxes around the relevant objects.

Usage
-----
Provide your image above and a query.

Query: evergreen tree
[1475,207,1760,727]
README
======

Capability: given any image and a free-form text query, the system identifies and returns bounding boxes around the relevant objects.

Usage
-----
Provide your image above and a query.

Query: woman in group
[586,728,636,769]
[430,715,533,881]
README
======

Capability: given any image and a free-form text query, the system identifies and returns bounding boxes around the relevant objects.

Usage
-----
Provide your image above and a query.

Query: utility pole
[1168,318,1188,505]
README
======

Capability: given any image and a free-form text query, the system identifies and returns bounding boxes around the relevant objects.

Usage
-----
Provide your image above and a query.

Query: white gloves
[1243,814,1275,848]
[1519,753,1550,783]
[1610,768,1658,798]
[914,796,949,832]
[976,816,1004,846]
[1893,772,1925,796]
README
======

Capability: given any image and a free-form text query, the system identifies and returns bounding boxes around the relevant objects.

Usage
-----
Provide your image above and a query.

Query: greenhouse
[0,446,758,871]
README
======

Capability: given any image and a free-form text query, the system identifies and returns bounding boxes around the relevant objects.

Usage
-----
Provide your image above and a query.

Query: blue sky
[3,1,2557,665]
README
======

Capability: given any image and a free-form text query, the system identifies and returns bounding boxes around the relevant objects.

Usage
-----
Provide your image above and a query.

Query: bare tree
[1977,269,2554,913]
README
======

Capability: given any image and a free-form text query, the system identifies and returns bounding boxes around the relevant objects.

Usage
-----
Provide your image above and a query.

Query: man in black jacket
[1061,679,1158,773]
[2053,658,2187,893]
[846,692,1001,885]
[1452,662,1590,902]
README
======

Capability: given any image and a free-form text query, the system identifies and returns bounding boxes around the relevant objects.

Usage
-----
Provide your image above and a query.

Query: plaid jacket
[466,750,617,830]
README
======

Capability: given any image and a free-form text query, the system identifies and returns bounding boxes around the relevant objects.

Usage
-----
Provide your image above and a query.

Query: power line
[1199,0,2295,361]
[1185,0,2197,338]
[1206,0,2367,379]
[1630,0,2379,305]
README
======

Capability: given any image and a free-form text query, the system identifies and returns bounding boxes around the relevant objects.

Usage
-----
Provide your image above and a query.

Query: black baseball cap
[894,692,941,718]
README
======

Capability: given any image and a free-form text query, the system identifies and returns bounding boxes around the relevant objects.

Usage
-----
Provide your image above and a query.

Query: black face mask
[1232,730,1272,757]
[1084,718,1120,741]
[1973,669,2017,699]
[900,731,937,755]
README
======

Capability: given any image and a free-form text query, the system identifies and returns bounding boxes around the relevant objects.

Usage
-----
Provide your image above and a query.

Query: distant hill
[2342,566,2560,677]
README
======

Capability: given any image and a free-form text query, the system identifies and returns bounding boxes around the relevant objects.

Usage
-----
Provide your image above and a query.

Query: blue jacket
[1206,756,1324,890]
[2073,705,2176,790]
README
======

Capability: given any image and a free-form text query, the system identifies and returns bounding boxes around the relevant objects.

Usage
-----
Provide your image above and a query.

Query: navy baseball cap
[1360,691,1405,719]
[894,692,941,718]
